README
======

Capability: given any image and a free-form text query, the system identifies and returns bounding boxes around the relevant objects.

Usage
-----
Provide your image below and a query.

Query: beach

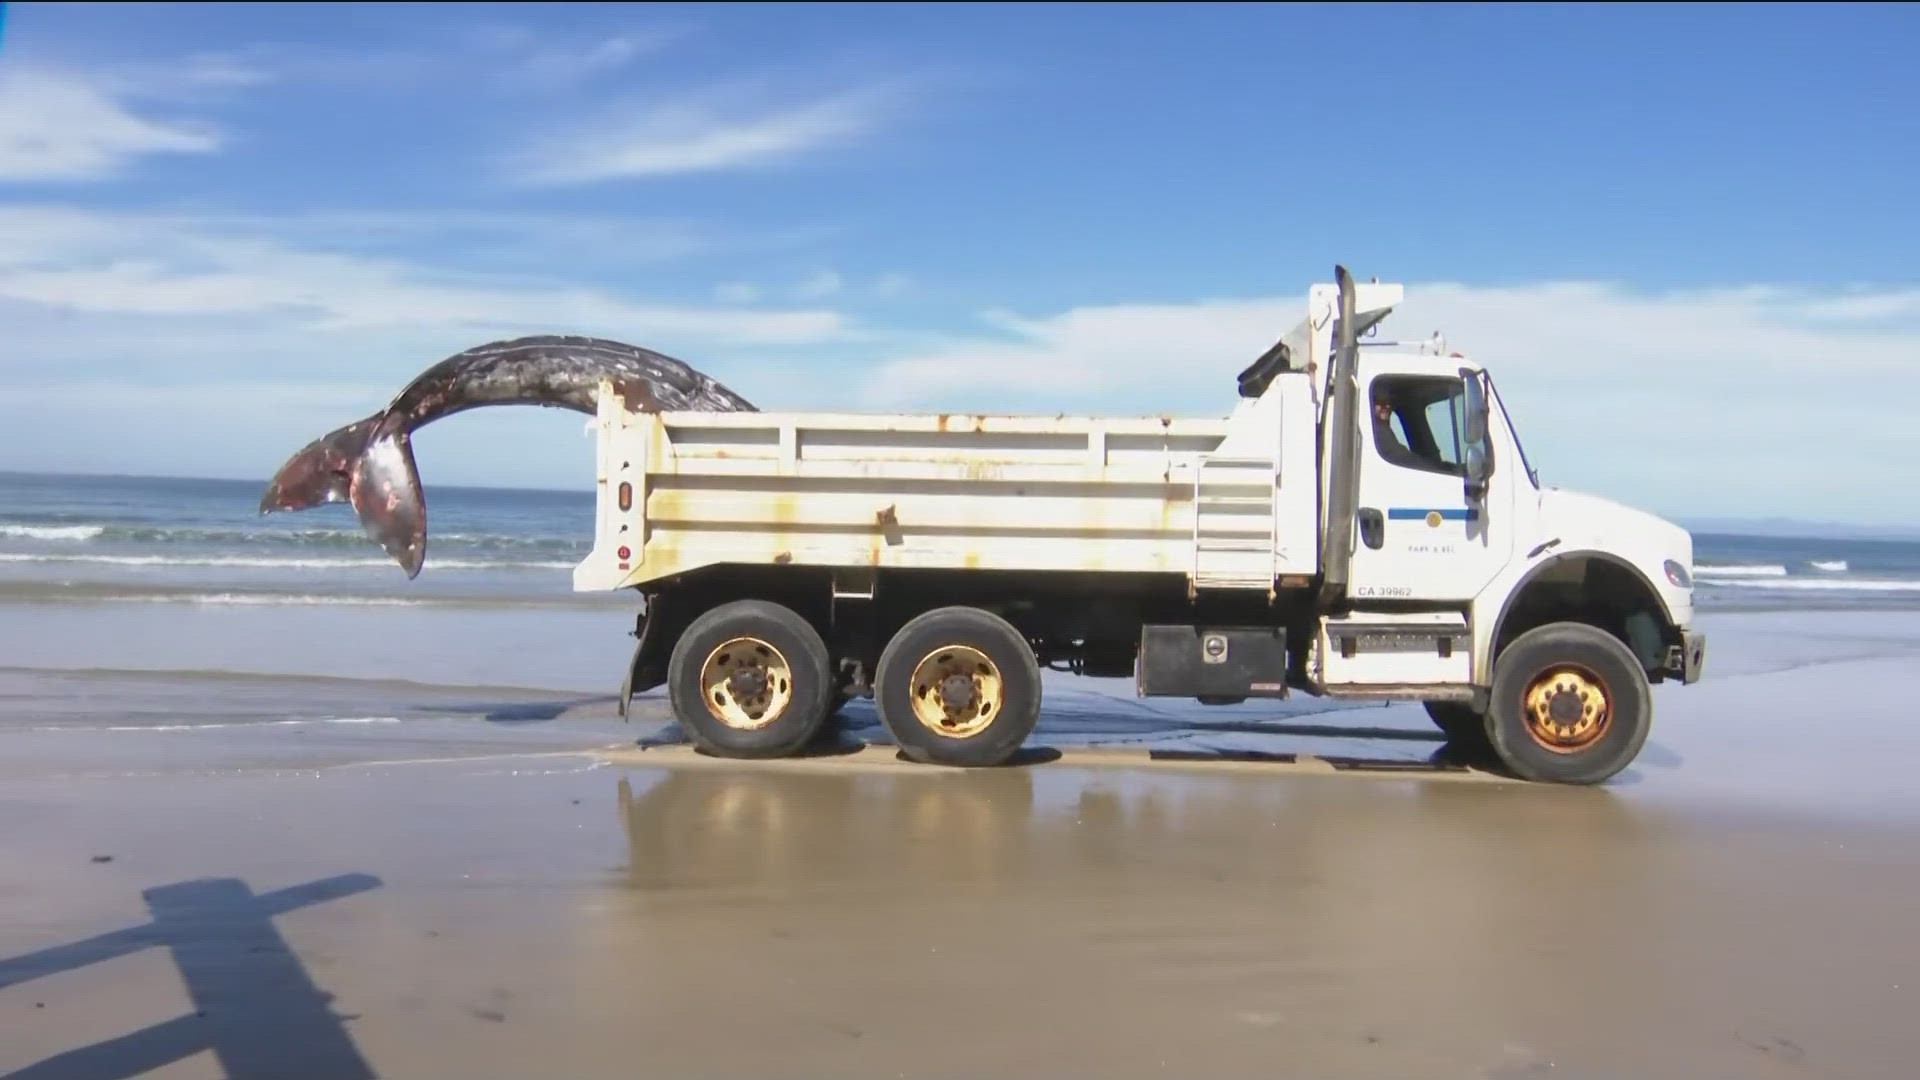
[0,0,1908,1072]
[5,472,1920,1077]
[4,598,1920,1078]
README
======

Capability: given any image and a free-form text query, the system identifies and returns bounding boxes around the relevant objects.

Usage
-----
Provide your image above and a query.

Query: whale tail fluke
[258,416,377,515]
[259,414,429,578]
[348,431,428,579]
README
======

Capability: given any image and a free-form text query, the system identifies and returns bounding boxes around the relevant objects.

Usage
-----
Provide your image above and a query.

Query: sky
[0,2,1916,527]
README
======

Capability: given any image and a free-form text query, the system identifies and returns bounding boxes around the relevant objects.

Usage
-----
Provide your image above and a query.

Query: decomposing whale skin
[258,335,757,578]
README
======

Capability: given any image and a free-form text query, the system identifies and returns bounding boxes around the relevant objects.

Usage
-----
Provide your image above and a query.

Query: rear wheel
[1485,622,1652,785]
[875,606,1041,767]
[666,599,835,759]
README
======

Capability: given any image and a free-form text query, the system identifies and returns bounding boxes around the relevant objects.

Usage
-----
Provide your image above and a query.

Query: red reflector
[617,482,632,511]
[617,545,631,560]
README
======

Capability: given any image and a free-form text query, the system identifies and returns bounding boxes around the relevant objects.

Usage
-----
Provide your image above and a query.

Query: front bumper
[1665,630,1706,685]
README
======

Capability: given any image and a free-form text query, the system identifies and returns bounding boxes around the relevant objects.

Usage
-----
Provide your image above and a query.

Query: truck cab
[1285,271,1705,781]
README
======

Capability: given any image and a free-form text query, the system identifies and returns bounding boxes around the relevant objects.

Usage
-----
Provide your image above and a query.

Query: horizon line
[3,467,1916,537]
[0,465,586,498]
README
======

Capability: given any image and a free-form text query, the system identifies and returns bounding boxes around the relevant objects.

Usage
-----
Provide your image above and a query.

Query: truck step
[1193,576,1275,589]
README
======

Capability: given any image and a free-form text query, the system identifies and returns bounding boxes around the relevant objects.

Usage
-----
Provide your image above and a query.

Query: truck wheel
[1485,622,1652,785]
[874,606,1041,767]
[666,599,835,759]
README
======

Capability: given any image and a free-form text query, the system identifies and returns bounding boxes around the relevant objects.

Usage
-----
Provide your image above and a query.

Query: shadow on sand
[0,874,382,1080]
[634,704,1500,778]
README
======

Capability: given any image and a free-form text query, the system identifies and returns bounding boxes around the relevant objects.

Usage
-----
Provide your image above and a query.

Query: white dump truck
[575,267,1705,784]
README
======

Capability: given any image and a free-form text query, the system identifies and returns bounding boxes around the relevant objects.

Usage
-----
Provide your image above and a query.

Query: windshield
[1484,373,1539,489]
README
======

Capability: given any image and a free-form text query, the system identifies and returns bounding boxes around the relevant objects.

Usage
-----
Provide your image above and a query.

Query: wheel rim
[1521,664,1611,753]
[699,637,793,730]
[908,645,1002,739]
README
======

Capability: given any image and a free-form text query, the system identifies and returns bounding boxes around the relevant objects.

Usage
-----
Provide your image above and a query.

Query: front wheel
[874,606,1041,767]
[1485,622,1652,785]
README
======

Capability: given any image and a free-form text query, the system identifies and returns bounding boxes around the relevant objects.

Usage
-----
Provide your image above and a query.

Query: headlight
[1663,559,1692,589]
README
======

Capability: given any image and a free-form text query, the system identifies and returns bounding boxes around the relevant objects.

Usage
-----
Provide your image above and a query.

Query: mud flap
[618,594,670,719]
[618,634,643,721]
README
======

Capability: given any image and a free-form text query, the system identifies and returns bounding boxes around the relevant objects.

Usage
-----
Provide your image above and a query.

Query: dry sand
[4,608,1920,1078]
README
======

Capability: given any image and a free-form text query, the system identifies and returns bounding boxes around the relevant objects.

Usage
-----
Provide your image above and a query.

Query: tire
[665,599,836,759]
[1484,622,1652,785]
[874,606,1042,767]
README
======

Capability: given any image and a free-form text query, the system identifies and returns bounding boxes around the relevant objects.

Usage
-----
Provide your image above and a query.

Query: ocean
[2,470,1918,613]
[0,470,609,611]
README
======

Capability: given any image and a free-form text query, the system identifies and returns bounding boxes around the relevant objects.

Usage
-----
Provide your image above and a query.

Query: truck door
[1345,364,1512,603]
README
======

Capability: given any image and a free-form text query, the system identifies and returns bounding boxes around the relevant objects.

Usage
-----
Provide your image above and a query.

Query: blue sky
[0,2,1917,525]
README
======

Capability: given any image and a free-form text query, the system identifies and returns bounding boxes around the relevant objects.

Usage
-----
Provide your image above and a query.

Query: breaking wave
[0,524,106,541]
[1811,559,1849,573]
[1707,577,1920,592]
[0,553,573,570]
[0,520,589,553]
[1696,564,1789,578]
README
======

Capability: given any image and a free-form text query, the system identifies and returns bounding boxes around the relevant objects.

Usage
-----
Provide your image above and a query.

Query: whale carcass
[258,335,756,577]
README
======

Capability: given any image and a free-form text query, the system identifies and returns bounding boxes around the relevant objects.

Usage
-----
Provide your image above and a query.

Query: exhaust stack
[1317,265,1362,610]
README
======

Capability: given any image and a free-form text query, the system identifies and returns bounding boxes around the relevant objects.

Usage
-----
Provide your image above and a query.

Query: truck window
[1368,375,1466,478]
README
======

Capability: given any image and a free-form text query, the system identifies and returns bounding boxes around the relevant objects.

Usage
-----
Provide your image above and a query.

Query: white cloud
[0,206,848,348]
[0,203,862,485]
[505,86,893,185]
[858,296,1297,411]
[860,280,1920,411]
[0,384,393,409]
[714,281,760,304]
[797,270,844,299]
[499,32,678,90]
[180,24,676,95]
[873,272,912,298]
[176,55,276,90]
[1783,291,1920,322]
[1386,281,1920,384]
[0,65,221,181]
[852,279,1920,524]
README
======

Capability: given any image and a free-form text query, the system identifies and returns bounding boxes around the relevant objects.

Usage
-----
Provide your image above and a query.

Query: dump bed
[572,376,1321,594]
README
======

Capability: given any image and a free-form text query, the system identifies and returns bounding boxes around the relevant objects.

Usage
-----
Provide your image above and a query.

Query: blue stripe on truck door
[1386,507,1479,521]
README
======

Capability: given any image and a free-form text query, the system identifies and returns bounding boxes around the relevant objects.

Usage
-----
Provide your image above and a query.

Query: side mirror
[1462,369,1489,446]
[1464,443,1490,491]
[1461,370,1492,498]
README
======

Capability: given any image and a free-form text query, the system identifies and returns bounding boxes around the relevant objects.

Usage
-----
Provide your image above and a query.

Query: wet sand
[5,607,1920,1077]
